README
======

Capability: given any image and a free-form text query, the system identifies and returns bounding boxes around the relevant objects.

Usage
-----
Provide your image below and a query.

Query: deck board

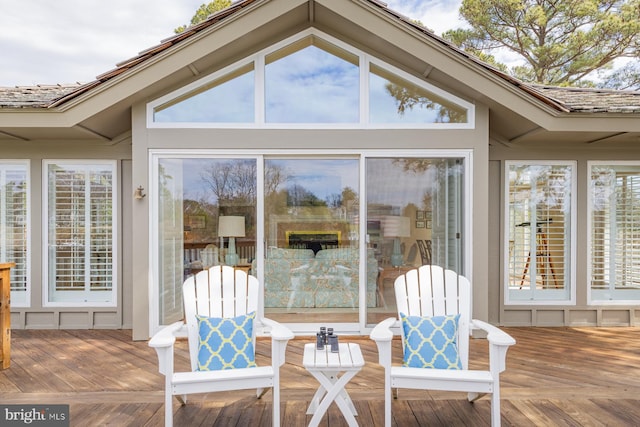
[2,327,640,426]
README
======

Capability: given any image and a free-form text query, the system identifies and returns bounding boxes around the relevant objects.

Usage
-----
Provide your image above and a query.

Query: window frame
[0,160,30,308]
[42,160,118,307]
[146,28,475,130]
[588,161,640,305]
[503,160,577,305]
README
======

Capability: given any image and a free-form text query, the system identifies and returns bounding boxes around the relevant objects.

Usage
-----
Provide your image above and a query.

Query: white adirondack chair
[149,266,294,427]
[370,265,515,427]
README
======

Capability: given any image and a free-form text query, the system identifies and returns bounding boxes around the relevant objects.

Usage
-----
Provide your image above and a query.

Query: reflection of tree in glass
[385,83,467,123]
[287,184,326,207]
[511,165,571,213]
[200,160,257,206]
[326,186,358,209]
[591,168,614,212]
[392,158,433,174]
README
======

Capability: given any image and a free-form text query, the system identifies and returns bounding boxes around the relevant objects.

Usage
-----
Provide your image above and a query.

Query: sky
[0,0,469,86]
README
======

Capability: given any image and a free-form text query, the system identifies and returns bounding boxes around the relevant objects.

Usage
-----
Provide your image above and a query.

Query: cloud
[385,0,466,35]
[0,0,467,86]
[0,0,203,85]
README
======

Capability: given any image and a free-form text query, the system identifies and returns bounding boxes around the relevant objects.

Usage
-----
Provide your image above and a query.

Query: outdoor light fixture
[134,185,146,200]
[218,216,246,266]
[383,215,410,267]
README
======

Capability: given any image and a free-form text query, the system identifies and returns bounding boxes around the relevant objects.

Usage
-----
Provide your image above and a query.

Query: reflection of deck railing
[185,240,256,265]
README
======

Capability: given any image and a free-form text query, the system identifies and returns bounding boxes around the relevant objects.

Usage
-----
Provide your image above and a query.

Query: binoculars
[316,326,339,352]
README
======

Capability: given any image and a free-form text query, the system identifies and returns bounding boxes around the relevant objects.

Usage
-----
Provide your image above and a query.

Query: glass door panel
[366,157,464,325]
[263,158,360,323]
[156,157,257,325]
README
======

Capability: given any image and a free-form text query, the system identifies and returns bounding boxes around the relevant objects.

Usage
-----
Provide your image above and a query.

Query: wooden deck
[2,327,640,426]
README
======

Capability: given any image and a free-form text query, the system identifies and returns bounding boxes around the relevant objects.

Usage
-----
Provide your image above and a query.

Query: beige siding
[3,139,131,329]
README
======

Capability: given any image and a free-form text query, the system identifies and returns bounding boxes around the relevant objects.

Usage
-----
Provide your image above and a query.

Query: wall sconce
[133,185,146,200]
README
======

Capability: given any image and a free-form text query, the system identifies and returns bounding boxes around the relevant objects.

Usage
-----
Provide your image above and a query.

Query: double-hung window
[505,162,575,303]
[589,162,640,303]
[0,161,29,306]
[44,161,117,305]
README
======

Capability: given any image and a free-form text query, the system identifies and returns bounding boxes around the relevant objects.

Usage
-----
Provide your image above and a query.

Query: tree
[175,0,232,33]
[599,61,640,89]
[444,0,640,88]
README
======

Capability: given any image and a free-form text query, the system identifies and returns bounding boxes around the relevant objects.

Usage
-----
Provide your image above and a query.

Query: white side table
[303,342,364,427]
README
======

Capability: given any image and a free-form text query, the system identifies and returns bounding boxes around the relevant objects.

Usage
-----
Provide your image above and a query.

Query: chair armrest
[148,321,184,376]
[148,321,184,348]
[471,319,515,347]
[471,319,515,374]
[369,317,398,368]
[261,317,294,368]
[370,317,398,342]
[261,317,294,341]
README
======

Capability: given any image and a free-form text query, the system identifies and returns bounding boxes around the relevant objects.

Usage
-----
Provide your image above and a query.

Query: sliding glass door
[152,151,468,330]
[262,158,360,323]
[365,157,465,325]
[155,156,257,325]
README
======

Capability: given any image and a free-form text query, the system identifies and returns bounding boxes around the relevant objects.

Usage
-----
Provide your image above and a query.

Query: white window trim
[503,160,577,306]
[1,160,30,308]
[148,148,473,336]
[588,161,640,305]
[146,28,475,130]
[42,160,118,308]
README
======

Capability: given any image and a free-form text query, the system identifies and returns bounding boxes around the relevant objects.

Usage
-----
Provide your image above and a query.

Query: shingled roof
[531,85,640,114]
[0,0,639,114]
[0,84,86,109]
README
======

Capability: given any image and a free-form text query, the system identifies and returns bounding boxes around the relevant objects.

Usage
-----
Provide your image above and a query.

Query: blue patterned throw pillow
[196,311,257,371]
[400,313,462,370]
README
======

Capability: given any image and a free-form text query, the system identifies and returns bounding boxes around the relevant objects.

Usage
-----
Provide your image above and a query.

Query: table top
[303,342,364,370]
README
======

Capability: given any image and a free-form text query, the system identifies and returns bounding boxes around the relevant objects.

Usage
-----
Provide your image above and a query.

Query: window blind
[508,165,570,292]
[47,162,114,303]
[591,168,640,291]
[0,164,28,295]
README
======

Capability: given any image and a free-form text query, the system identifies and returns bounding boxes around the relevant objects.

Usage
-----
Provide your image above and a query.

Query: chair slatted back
[183,266,259,371]
[394,265,471,369]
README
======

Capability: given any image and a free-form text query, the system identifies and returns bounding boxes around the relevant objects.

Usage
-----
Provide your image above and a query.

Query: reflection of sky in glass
[154,71,254,123]
[163,158,255,203]
[162,158,359,204]
[267,159,358,200]
[265,46,359,123]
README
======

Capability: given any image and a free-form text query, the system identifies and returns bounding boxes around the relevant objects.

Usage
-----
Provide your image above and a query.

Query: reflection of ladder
[518,220,559,289]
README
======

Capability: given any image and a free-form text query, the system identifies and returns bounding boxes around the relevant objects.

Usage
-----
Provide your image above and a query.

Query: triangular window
[369,64,468,124]
[154,63,254,123]
[148,29,473,128]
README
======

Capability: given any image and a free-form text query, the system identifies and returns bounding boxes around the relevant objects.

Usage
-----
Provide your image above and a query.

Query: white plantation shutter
[0,163,28,305]
[45,161,116,305]
[591,165,640,301]
[506,163,573,302]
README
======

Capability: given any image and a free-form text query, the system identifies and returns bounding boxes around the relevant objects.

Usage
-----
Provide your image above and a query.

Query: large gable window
[148,29,474,128]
